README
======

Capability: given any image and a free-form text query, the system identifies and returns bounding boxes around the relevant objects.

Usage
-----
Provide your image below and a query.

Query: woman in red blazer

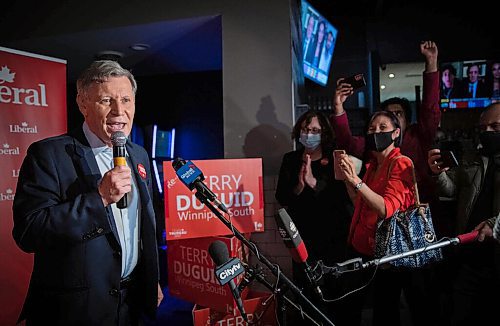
[337,110,416,326]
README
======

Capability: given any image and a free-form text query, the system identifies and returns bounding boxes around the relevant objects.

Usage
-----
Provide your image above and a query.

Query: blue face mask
[299,133,321,150]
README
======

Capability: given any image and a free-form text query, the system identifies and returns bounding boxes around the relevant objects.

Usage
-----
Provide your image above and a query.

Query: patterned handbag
[374,156,443,268]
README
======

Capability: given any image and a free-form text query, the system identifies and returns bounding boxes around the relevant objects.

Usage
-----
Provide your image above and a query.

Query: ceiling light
[380,85,386,90]
[130,43,150,51]
[388,73,395,78]
[95,50,124,61]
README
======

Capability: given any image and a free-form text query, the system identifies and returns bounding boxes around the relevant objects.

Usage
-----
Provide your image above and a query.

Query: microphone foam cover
[208,240,229,266]
[172,157,186,171]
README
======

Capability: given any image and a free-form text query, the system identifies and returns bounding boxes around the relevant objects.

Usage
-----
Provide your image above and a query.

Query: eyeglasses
[389,110,405,117]
[301,127,322,134]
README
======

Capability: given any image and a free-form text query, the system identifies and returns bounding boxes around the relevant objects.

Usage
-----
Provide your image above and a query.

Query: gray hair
[76,60,137,96]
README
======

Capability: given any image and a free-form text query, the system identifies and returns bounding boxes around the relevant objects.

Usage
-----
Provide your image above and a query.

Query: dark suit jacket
[305,35,320,65]
[458,79,489,98]
[12,127,159,325]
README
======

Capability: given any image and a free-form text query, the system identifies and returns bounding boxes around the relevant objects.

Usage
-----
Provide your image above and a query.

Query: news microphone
[208,240,248,321]
[276,207,323,299]
[111,131,128,209]
[457,230,479,244]
[172,157,228,213]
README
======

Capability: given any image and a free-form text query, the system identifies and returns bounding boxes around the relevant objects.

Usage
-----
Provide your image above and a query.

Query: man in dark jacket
[428,102,500,326]
[13,60,163,325]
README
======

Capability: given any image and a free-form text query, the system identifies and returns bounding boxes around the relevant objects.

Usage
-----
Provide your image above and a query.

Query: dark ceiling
[1,0,497,82]
[1,14,222,82]
[310,0,498,64]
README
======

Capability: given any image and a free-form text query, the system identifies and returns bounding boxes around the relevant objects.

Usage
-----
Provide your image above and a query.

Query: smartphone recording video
[440,150,459,169]
[333,149,345,180]
[343,73,366,90]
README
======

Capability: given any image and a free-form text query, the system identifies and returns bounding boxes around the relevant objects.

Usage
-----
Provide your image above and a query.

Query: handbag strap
[387,155,421,206]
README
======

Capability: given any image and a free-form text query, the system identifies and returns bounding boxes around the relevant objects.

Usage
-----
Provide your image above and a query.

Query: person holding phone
[331,41,440,204]
[427,103,500,326]
[338,110,416,326]
[330,41,442,326]
[275,109,354,325]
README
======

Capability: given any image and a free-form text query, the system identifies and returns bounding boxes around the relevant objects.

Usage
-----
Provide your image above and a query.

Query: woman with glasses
[275,109,354,325]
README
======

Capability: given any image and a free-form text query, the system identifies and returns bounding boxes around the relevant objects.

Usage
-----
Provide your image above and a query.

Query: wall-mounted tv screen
[440,59,500,110]
[301,0,338,86]
[151,125,175,159]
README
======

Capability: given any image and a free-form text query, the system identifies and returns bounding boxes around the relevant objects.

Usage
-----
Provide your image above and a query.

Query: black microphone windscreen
[172,157,186,171]
[110,131,126,146]
[209,240,229,266]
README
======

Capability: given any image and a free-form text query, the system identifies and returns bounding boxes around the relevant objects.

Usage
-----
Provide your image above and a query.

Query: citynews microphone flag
[0,46,67,325]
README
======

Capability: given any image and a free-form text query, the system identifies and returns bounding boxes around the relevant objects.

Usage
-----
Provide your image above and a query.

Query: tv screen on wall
[301,0,338,86]
[440,59,500,110]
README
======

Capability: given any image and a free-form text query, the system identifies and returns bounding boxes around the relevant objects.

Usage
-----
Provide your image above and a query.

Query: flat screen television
[439,59,500,110]
[301,0,338,86]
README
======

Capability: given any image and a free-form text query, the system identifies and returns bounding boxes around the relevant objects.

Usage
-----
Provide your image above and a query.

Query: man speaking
[12,60,163,325]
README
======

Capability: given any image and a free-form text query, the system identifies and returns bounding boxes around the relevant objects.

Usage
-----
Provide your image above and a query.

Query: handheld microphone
[111,131,128,209]
[208,240,248,321]
[276,207,323,299]
[172,157,228,213]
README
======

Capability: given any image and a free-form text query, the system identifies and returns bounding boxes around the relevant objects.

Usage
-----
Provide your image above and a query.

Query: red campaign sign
[0,47,67,325]
[192,291,277,326]
[164,158,264,240]
[167,235,250,314]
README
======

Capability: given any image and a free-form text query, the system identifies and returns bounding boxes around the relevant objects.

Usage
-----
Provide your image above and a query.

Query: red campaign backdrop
[164,158,264,240]
[167,235,250,314]
[192,291,277,326]
[0,46,67,324]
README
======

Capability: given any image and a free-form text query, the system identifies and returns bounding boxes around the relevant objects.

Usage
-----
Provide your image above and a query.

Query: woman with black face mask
[335,110,420,326]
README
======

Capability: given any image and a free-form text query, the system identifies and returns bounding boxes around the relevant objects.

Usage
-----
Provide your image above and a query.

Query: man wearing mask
[427,102,500,326]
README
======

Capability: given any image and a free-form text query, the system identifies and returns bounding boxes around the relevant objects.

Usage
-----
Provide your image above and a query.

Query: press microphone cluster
[208,240,247,321]
[172,157,228,213]
[276,208,323,299]
[111,131,128,209]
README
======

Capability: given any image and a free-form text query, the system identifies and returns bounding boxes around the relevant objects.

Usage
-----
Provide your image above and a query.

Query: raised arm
[418,41,441,146]
[330,78,366,158]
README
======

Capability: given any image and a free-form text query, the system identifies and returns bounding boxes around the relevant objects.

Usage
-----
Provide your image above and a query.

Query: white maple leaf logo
[21,122,28,127]
[3,144,9,149]
[6,189,13,194]
[0,66,15,84]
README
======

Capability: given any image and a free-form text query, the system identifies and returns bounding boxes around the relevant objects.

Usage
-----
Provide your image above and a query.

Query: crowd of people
[10,37,499,326]
[276,40,500,326]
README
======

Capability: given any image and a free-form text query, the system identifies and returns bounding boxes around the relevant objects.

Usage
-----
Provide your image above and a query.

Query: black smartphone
[343,73,366,90]
[440,150,459,169]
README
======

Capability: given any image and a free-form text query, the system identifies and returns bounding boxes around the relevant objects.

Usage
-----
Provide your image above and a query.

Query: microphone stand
[194,191,334,326]
[317,234,473,277]
[238,264,323,326]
